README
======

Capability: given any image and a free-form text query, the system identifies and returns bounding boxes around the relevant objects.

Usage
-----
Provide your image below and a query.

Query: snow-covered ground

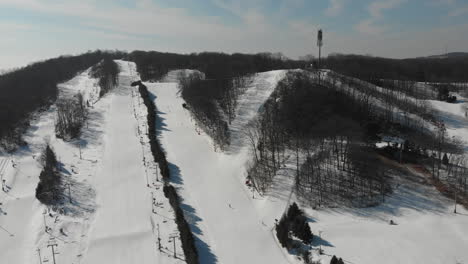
[57,68,101,105]
[0,65,111,263]
[429,98,468,146]
[2,62,468,264]
[0,61,183,264]
[82,61,158,263]
[148,71,298,264]
[149,69,468,264]
[83,60,184,264]
[305,166,468,264]
[228,70,287,152]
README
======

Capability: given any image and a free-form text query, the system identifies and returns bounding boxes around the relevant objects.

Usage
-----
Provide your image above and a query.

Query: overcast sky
[1,0,468,70]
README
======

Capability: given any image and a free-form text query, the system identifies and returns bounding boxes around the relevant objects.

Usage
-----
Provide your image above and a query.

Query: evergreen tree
[442,153,449,165]
[36,145,61,205]
[288,204,314,244]
[276,216,291,248]
[302,250,311,264]
[296,220,313,244]
[330,255,338,264]
[287,202,302,220]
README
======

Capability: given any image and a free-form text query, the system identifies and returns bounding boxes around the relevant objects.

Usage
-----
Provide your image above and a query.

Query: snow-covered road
[83,62,156,264]
[149,82,291,264]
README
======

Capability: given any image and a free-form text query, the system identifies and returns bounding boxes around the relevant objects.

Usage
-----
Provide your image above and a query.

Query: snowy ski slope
[149,69,468,264]
[0,61,183,264]
[82,61,158,263]
[147,71,298,264]
[2,61,468,264]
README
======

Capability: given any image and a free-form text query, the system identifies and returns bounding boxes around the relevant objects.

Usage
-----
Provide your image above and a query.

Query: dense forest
[128,51,304,81]
[3,50,467,154]
[246,70,463,207]
[0,51,124,151]
[178,71,252,149]
[90,57,120,97]
[55,58,119,140]
[129,51,468,83]
[129,51,301,149]
[325,54,468,83]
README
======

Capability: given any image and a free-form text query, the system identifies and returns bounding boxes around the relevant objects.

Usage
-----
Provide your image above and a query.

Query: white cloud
[0,0,467,70]
[325,0,345,16]
[355,0,406,35]
[430,0,457,6]
[368,0,405,18]
[449,5,468,16]
[355,19,387,35]
[0,21,33,31]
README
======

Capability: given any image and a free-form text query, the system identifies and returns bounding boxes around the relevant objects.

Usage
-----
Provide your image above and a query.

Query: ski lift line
[0,158,10,179]
[152,209,175,221]
[0,224,14,236]
[1,187,19,199]
[45,227,78,244]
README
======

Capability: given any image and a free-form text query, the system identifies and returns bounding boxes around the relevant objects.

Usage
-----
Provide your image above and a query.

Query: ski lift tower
[317,29,323,69]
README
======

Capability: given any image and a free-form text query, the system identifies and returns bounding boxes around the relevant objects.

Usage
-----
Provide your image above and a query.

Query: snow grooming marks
[129,66,186,263]
[228,70,287,153]
[82,61,157,264]
[137,81,199,264]
[148,76,294,264]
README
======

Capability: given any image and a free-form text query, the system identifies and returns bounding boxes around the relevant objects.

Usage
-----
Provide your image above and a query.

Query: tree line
[246,69,466,207]
[178,71,252,149]
[55,93,87,140]
[324,71,465,179]
[0,50,124,151]
[136,82,199,264]
[129,51,305,149]
[246,71,392,207]
[128,51,303,81]
[90,57,120,97]
[55,58,119,140]
[325,53,468,83]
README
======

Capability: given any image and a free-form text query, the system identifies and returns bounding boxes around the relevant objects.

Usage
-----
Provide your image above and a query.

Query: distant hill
[424,52,468,59]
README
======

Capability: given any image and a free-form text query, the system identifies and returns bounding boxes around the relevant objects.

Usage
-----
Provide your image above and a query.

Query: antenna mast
[317,29,323,69]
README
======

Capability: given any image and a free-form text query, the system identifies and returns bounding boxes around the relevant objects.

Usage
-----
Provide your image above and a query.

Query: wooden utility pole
[151,192,156,214]
[47,243,58,264]
[454,184,458,213]
[157,224,161,251]
[169,234,177,258]
[67,184,72,204]
[43,211,47,232]
[37,248,42,264]
[156,166,159,182]
[79,143,82,160]
[318,231,323,255]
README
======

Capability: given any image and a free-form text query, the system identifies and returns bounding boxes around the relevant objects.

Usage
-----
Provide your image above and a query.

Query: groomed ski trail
[148,82,292,264]
[83,61,156,264]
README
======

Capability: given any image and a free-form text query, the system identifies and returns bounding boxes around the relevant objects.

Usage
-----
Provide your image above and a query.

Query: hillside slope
[147,70,294,264]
